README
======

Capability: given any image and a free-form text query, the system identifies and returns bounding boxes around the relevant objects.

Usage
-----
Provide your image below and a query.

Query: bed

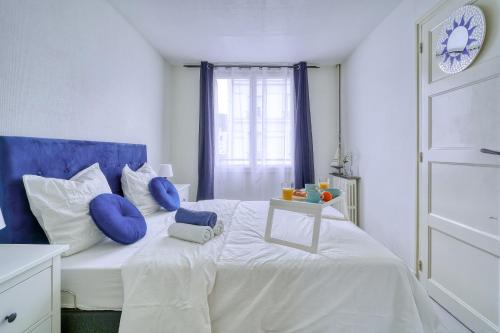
[60,211,173,310]
[0,136,444,333]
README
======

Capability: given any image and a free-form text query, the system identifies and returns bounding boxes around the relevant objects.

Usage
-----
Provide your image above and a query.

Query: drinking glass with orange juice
[318,177,329,190]
[281,182,294,200]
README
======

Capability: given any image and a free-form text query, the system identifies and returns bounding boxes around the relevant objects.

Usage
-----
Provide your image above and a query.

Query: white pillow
[121,163,160,216]
[23,163,111,256]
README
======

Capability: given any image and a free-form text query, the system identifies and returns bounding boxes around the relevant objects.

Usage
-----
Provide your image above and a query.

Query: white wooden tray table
[264,193,344,254]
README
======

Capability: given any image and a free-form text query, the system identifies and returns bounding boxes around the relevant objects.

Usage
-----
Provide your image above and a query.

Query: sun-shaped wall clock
[436,5,486,74]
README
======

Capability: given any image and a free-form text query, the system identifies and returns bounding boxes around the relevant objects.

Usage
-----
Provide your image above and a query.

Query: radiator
[329,175,359,226]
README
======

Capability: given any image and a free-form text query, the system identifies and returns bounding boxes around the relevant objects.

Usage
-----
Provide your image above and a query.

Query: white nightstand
[174,184,190,202]
[0,244,68,333]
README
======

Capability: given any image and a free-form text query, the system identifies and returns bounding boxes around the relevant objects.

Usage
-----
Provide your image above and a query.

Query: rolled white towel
[213,222,224,236]
[168,223,214,244]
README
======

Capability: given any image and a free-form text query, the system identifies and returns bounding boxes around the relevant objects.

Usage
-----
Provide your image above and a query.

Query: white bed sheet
[209,201,444,332]
[119,200,240,333]
[61,210,175,310]
[119,200,444,333]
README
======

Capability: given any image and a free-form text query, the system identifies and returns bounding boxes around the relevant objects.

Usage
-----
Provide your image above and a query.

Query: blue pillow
[149,177,180,211]
[90,193,146,245]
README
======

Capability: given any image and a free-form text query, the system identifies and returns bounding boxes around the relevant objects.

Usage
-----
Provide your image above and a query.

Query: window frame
[214,68,294,170]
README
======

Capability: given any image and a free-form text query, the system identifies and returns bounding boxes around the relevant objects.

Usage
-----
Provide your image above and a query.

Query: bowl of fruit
[324,188,341,198]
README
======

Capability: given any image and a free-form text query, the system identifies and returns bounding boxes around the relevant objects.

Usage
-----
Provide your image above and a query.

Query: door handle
[5,313,17,323]
[480,148,500,155]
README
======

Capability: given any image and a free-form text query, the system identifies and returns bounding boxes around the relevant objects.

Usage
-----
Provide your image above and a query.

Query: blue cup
[306,189,321,203]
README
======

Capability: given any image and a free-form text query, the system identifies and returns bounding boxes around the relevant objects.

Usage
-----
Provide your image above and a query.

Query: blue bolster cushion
[90,193,147,245]
[149,177,180,211]
[175,207,217,228]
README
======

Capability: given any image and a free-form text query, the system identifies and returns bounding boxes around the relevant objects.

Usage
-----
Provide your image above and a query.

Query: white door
[419,1,500,332]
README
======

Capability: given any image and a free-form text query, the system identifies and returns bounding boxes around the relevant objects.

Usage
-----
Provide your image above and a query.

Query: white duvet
[119,200,444,333]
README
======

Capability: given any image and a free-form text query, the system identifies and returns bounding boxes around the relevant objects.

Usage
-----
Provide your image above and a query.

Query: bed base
[62,309,121,333]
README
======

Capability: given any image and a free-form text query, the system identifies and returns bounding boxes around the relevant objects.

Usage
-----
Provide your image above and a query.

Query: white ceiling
[108,0,401,65]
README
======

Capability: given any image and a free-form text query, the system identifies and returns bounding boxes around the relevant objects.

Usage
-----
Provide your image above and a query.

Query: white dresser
[0,244,68,333]
[329,175,360,226]
[174,184,190,202]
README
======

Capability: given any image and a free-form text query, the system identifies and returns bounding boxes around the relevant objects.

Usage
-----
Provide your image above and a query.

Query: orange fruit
[321,191,333,202]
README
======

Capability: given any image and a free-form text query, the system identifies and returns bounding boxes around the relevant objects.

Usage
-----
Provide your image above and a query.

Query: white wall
[169,65,339,200]
[309,66,339,181]
[162,63,174,162]
[341,0,441,269]
[169,66,200,199]
[0,0,169,168]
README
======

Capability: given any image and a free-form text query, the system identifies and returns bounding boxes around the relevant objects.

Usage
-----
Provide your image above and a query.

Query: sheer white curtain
[213,67,294,200]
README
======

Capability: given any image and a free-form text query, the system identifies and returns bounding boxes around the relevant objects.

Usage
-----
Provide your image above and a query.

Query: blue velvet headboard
[0,136,147,244]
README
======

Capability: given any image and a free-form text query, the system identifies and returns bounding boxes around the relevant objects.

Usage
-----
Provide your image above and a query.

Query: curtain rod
[183,64,320,69]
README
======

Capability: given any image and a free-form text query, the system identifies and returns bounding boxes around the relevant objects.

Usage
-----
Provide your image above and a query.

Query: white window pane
[215,70,293,167]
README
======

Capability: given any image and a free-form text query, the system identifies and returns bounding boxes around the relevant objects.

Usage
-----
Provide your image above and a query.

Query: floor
[432,299,473,333]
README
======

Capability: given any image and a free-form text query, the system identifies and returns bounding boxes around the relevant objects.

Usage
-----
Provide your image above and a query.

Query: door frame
[415,0,449,281]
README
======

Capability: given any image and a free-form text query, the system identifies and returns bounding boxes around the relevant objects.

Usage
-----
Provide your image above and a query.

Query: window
[214,68,294,168]
[213,67,294,200]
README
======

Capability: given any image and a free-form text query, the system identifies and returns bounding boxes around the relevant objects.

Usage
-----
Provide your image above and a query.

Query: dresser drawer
[0,268,52,333]
[28,317,51,333]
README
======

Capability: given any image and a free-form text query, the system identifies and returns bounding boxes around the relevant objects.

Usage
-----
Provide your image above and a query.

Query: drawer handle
[480,148,500,155]
[5,313,17,323]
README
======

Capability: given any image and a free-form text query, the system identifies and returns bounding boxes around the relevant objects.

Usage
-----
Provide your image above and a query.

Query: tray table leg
[310,212,321,253]
[264,205,275,242]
